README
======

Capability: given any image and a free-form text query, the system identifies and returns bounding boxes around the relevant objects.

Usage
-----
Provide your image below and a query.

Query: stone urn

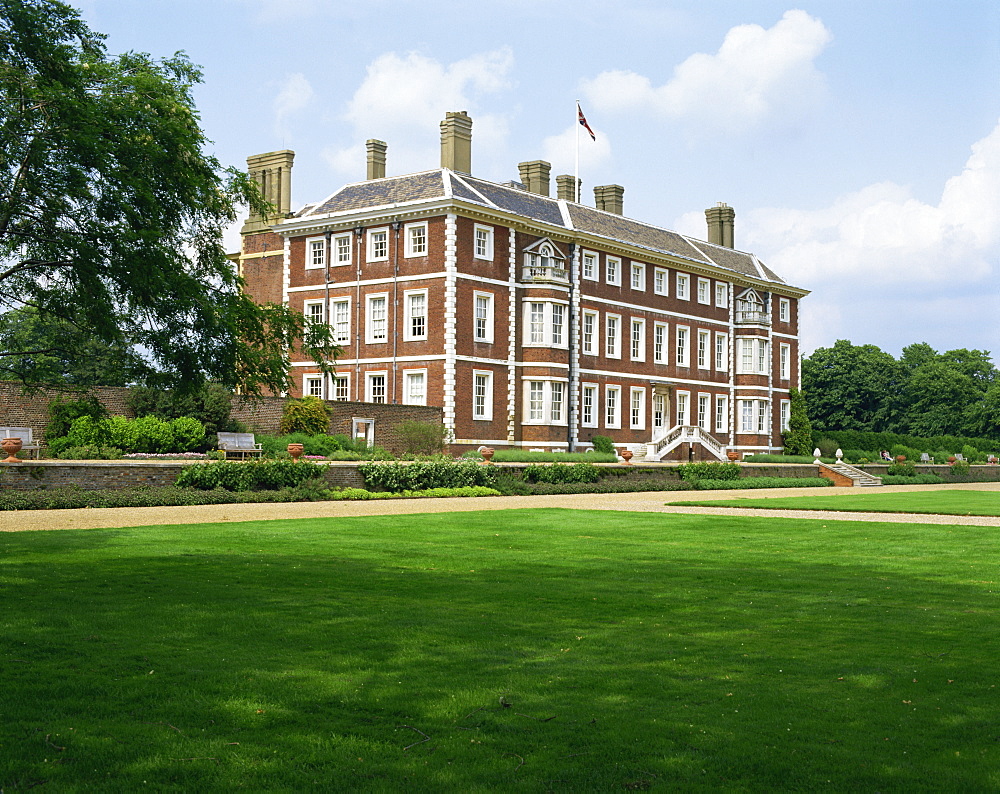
[287,442,305,462]
[480,447,495,464]
[726,450,739,462]
[896,455,906,463]
[619,448,633,465]
[948,456,957,465]
[1,436,22,463]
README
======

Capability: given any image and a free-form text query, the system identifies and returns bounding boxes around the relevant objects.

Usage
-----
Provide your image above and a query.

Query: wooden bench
[217,432,263,460]
[0,426,41,459]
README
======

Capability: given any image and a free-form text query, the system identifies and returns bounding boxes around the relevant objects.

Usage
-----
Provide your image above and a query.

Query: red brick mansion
[238,112,808,460]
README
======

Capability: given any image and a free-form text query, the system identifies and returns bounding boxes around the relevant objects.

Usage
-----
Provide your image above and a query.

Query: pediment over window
[521,237,569,284]
[735,288,770,326]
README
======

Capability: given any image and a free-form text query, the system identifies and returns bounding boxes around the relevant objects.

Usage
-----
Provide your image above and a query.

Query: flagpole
[575,100,580,203]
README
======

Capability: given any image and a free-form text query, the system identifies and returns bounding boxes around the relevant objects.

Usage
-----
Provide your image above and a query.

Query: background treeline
[802,340,999,444]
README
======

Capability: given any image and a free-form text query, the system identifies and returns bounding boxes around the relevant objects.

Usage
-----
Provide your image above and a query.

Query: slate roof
[296,169,789,287]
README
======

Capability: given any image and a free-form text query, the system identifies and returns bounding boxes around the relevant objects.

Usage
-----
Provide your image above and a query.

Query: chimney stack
[705,202,735,248]
[556,174,580,202]
[440,111,473,173]
[366,139,387,180]
[517,160,551,196]
[241,149,294,234]
[594,184,624,215]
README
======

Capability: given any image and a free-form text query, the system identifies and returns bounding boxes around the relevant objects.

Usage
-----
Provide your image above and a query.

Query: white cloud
[323,49,515,180]
[582,10,832,130]
[540,124,613,178]
[272,73,314,142]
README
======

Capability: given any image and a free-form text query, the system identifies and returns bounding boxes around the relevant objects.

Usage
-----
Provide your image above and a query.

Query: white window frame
[365,293,389,344]
[473,292,494,344]
[697,393,711,431]
[631,261,645,291]
[331,297,351,344]
[653,322,668,364]
[582,250,598,281]
[715,395,729,433]
[779,298,791,322]
[523,300,569,349]
[676,273,690,300]
[473,370,494,420]
[697,278,711,305]
[303,375,323,398]
[653,267,669,296]
[305,236,326,270]
[403,289,428,341]
[332,373,350,402]
[715,332,728,371]
[780,343,790,380]
[367,228,389,262]
[780,399,790,432]
[715,282,728,308]
[332,232,352,266]
[605,385,621,429]
[676,325,690,367]
[606,256,621,286]
[582,310,598,356]
[403,369,427,406]
[551,303,565,347]
[676,390,690,426]
[474,224,494,260]
[737,338,769,375]
[697,330,710,369]
[303,299,325,326]
[630,387,646,430]
[522,379,569,426]
[653,393,666,431]
[581,383,598,428]
[404,222,428,258]
[365,371,388,404]
[630,318,646,362]
[605,313,621,359]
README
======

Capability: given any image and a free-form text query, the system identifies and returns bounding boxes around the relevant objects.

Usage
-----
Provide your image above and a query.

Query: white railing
[522,265,569,284]
[645,424,727,461]
[734,309,770,326]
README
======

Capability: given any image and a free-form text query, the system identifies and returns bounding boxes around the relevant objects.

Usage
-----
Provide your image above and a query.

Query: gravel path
[4,481,999,532]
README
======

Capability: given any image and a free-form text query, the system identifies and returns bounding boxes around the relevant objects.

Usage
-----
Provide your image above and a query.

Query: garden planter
[726,450,739,462]
[619,448,633,465]
[480,447,495,464]
[896,455,906,463]
[1,437,22,463]
[287,443,304,462]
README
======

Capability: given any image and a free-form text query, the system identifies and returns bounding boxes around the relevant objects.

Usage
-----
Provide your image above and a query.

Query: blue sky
[79,0,1000,361]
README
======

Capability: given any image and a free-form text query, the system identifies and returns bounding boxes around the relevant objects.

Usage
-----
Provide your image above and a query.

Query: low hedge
[487,450,619,463]
[0,486,307,511]
[693,477,832,490]
[881,474,945,485]
[176,460,327,491]
[358,460,498,492]
[677,462,741,481]
[329,486,501,500]
[523,463,602,484]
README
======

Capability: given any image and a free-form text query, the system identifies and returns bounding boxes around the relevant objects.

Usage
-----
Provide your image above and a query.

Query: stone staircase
[819,461,883,487]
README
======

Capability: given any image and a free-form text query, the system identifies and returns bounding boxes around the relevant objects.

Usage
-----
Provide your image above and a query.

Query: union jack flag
[578,103,596,141]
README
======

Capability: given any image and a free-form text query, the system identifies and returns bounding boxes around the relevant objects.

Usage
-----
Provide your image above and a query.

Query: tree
[901,361,983,438]
[782,388,813,455]
[0,0,337,393]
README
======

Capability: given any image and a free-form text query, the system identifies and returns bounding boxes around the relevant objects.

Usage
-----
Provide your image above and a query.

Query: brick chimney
[594,184,624,215]
[366,139,387,180]
[241,149,294,234]
[556,174,580,201]
[517,160,551,196]
[705,202,735,248]
[440,111,473,173]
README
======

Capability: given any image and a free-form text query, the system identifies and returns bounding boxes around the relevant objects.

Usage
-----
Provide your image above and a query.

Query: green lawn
[668,490,1000,516]
[2,509,998,791]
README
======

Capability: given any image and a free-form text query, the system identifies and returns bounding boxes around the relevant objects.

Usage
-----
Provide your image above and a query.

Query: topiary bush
[694,477,832,490]
[677,462,741,481]
[591,435,616,454]
[396,420,448,455]
[280,396,330,435]
[523,463,602,484]
[358,460,498,492]
[886,461,917,477]
[59,414,206,455]
[176,459,326,491]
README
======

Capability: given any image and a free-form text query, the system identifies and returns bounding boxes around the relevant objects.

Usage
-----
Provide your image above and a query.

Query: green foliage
[591,435,616,454]
[256,432,369,458]
[783,388,814,455]
[522,463,602,484]
[55,445,122,460]
[396,420,447,455]
[881,474,945,485]
[126,383,234,439]
[175,459,326,491]
[46,396,108,442]
[677,462,741,481]
[811,429,1000,458]
[886,461,917,477]
[358,460,498,492]
[490,450,618,463]
[742,454,835,464]
[951,460,971,476]
[59,414,205,454]
[280,396,331,435]
[693,477,832,490]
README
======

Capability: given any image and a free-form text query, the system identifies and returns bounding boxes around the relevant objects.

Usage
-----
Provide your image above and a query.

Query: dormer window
[522,238,568,284]
[735,289,769,326]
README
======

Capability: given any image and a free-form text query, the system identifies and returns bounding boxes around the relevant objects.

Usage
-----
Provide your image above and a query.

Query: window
[524,301,568,348]
[367,228,388,261]
[529,302,545,344]
[715,395,728,433]
[551,304,564,346]
[698,394,710,431]
[605,314,620,358]
[304,375,323,398]
[779,298,791,322]
[653,268,669,296]
[524,380,568,425]
[550,382,564,423]
[366,294,388,343]
[582,250,598,281]
[474,224,493,259]
[474,292,494,343]
[333,233,352,265]
[676,325,689,367]
[404,290,427,341]
[780,343,790,380]
[758,340,768,375]
[738,338,769,375]
[630,387,646,430]
[605,385,621,429]
[631,318,645,361]
[331,298,351,344]
[653,322,668,364]
[758,401,767,433]
[403,370,426,405]
[306,237,326,270]
[366,372,387,403]
[739,400,768,433]
[404,222,427,257]
[582,384,598,427]
[697,330,710,369]
[676,391,690,426]
[653,393,665,430]
[697,278,711,304]
[304,300,325,325]
[676,273,690,300]
[333,374,350,401]
[715,282,728,308]
[606,256,621,286]
[631,262,645,290]
[780,399,790,432]
[582,311,598,355]
[715,333,728,371]
[473,371,493,420]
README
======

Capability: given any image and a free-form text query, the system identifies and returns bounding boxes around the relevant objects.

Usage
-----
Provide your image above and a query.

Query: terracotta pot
[896,455,906,463]
[287,442,305,462]
[480,447,495,464]
[1,437,22,463]
[948,456,956,464]
[726,450,739,462]
[619,448,633,465]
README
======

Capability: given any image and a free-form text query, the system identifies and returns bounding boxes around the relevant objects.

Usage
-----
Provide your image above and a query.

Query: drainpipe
[391,220,401,403]
[354,226,364,401]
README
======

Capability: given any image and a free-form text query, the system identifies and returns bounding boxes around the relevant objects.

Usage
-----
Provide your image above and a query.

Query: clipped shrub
[886,461,917,477]
[782,388,813,456]
[591,435,616,454]
[358,460,497,492]
[694,477,832,490]
[951,459,971,476]
[882,474,945,485]
[397,420,448,455]
[523,463,602,484]
[280,396,330,435]
[815,437,840,458]
[176,459,326,491]
[491,450,617,463]
[677,462,741,482]
[46,396,107,443]
[127,382,233,441]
